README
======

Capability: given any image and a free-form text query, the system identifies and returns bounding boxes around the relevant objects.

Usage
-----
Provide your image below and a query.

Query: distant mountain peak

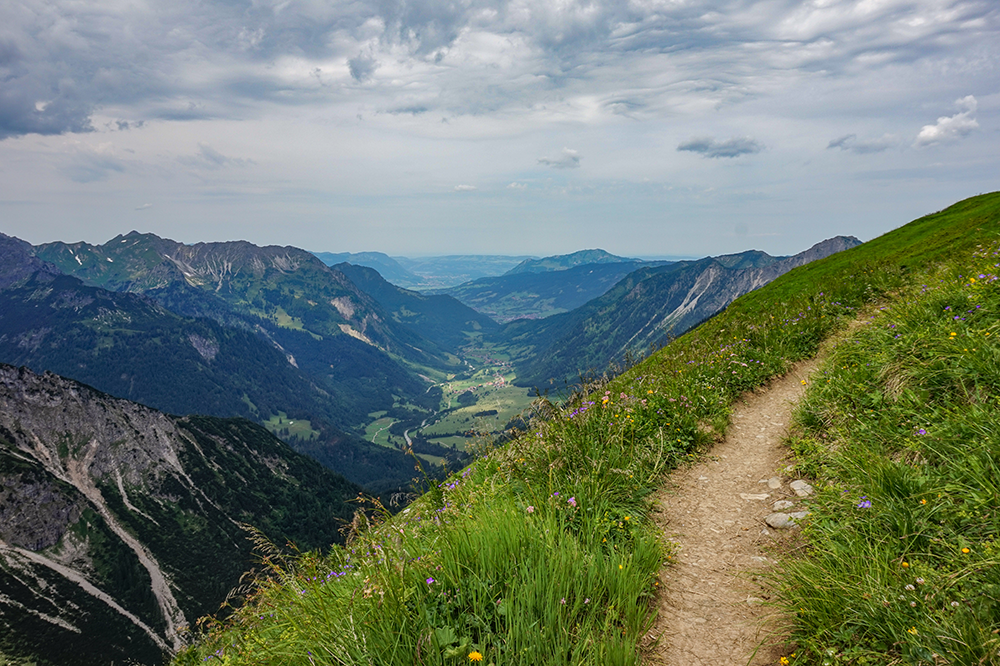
[504,249,640,275]
[0,232,62,289]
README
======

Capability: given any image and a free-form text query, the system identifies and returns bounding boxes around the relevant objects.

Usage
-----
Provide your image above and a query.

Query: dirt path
[646,359,819,665]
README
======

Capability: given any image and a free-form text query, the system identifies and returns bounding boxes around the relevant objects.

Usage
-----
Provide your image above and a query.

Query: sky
[1,0,997,258]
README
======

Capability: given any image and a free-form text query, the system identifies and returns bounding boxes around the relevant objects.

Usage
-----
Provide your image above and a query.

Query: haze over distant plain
[1,0,997,257]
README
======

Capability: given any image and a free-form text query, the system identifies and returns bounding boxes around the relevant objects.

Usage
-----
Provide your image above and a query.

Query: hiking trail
[646,358,819,665]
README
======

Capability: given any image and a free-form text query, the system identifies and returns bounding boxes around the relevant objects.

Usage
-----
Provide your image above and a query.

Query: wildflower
[526,505,535,514]
[780,658,790,665]
[468,651,484,662]
[560,597,566,604]
[951,601,960,607]
[916,428,926,435]
[857,496,872,509]
[915,577,925,585]
[908,627,918,635]
[962,547,970,554]
[426,578,435,585]
[905,584,915,591]
[920,499,927,505]
[901,561,910,568]
[568,497,577,507]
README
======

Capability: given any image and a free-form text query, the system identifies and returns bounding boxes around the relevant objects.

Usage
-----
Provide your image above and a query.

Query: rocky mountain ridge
[498,236,862,386]
[0,363,360,666]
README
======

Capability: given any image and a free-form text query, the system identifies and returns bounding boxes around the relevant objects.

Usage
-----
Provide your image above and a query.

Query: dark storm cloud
[677,137,763,159]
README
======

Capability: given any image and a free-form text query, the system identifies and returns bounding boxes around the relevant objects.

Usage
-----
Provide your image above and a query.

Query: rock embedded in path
[789,479,814,497]
[767,477,782,490]
[765,510,811,529]
[772,500,796,511]
[739,493,770,501]
[765,513,793,529]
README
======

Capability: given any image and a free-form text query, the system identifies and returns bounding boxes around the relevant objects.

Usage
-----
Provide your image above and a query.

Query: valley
[0,225,867,665]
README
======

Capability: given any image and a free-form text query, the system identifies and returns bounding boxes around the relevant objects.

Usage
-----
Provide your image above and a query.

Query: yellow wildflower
[468,651,484,662]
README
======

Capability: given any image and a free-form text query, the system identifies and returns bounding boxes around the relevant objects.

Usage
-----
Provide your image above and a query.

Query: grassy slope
[172,193,1000,666]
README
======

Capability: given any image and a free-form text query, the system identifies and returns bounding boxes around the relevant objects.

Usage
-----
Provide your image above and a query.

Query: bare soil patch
[645,359,819,665]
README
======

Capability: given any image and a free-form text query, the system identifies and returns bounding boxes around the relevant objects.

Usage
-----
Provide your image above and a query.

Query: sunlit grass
[173,194,1000,665]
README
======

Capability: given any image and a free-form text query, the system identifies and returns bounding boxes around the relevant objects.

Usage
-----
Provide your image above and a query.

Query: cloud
[61,149,127,183]
[0,0,995,143]
[179,144,254,169]
[135,203,153,210]
[454,184,477,191]
[348,53,379,82]
[538,148,581,169]
[827,134,897,154]
[677,137,763,159]
[507,182,527,190]
[915,96,979,147]
[115,120,145,131]
[386,106,429,116]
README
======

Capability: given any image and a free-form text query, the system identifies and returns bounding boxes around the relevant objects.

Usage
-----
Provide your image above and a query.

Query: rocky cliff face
[0,364,360,666]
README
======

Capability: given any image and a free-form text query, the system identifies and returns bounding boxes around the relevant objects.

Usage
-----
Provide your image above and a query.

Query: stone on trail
[739,493,770,501]
[772,500,796,511]
[765,513,793,529]
[789,479,815,497]
[767,477,782,489]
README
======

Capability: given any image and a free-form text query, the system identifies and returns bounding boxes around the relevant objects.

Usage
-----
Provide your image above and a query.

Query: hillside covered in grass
[173,193,1000,666]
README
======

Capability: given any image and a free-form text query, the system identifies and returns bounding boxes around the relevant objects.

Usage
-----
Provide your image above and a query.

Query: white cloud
[454,184,477,191]
[915,95,979,147]
[135,203,153,210]
[538,148,581,169]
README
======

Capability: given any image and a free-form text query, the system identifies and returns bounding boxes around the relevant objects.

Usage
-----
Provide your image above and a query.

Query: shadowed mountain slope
[335,262,498,351]
[435,260,662,322]
[0,234,427,491]
[0,363,361,666]
[497,236,861,387]
[35,232,456,373]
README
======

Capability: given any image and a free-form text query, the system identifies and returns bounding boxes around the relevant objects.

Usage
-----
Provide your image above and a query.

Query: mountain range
[491,237,861,387]
[0,363,360,666]
[0,223,866,665]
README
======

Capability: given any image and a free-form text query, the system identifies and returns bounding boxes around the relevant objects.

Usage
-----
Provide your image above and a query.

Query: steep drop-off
[0,364,361,666]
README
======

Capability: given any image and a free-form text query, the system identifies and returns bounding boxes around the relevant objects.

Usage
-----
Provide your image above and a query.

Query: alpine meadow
[165,194,1000,666]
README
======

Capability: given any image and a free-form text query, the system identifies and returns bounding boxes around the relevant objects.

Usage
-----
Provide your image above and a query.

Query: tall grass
[780,240,1000,664]
[172,193,1000,666]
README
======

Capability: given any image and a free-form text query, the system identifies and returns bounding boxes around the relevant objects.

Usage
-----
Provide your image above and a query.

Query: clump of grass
[779,241,1000,664]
